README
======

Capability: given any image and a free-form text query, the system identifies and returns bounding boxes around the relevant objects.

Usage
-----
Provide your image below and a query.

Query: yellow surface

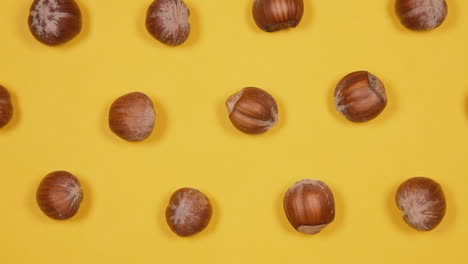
[0,0,467,263]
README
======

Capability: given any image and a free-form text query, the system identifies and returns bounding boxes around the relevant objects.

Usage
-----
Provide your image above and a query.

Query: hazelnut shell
[0,85,13,128]
[108,92,156,142]
[28,0,82,46]
[283,179,335,234]
[146,0,191,46]
[334,71,387,122]
[165,188,212,237]
[395,0,447,31]
[396,177,446,231]
[226,87,278,134]
[36,171,83,220]
[252,0,304,32]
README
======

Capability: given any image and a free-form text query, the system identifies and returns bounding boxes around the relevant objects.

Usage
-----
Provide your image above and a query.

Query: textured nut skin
[146,0,190,46]
[165,188,212,237]
[28,0,82,46]
[396,177,446,231]
[109,92,156,142]
[226,87,278,134]
[334,71,387,122]
[395,0,447,31]
[36,171,83,220]
[0,85,13,128]
[252,0,304,32]
[283,179,335,234]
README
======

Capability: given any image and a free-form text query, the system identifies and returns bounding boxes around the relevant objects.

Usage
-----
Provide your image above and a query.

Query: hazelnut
[252,0,304,32]
[334,71,387,122]
[396,177,446,231]
[28,0,82,46]
[165,188,212,237]
[395,0,447,31]
[36,171,83,220]
[108,92,156,142]
[146,0,190,46]
[283,179,335,234]
[0,85,13,128]
[226,87,278,134]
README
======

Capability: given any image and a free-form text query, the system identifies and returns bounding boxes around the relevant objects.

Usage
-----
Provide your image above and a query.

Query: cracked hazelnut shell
[146,0,190,46]
[165,188,212,237]
[36,171,83,220]
[28,0,82,46]
[395,0,447,31]
[283,179,335,234]
[109,92,156,142]
[396,177,446,231]
[252,0,304,32]
[334,71,387,122]
[0,85,13,128]
[226,87,278,134]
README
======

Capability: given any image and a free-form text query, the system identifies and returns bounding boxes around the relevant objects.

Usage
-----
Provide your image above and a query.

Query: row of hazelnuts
[27,0,448,47]
[37,171,447,236]
[0,70,386,139]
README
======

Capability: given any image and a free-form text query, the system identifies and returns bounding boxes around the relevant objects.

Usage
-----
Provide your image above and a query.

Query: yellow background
[1,0,467,263]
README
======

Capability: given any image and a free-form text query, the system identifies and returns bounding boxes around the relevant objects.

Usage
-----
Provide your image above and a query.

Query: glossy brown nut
[36,171,83,220]
[109,92,156,142]
[0,85,13,128]
[28,0,82,46]
[252,0,304,32]
[395,0,447,31]
[283,179,335,234]
[165,188,212,237]
[334,71,387,122]
[396,177,446,231]
[226,87,278,134]
[146,0,190,46]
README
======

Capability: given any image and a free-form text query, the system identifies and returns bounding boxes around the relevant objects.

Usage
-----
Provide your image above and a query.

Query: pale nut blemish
[395,0,448,31]
[396,177,446,231]
[165,188,212,237]
[28,0,82,46]
[36,171,83,220]
[146,0,191,46]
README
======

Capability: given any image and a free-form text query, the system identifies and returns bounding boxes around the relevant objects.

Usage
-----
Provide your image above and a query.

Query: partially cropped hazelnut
[28,0,82,46]
[334,71,387,122]
[283,179,335,234]
[226,87,278,134]
[108,92,156,142]
[146,0,190,46]
[36,171,83,220]
[395,0,447,31]
[0,85,13,128]
[252,0,304,32]
[396,177,446,231]
[166,188,212,237]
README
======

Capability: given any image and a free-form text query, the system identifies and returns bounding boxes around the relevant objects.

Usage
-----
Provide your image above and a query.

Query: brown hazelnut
[334,71,387,122]
[108,92,156,142]
[396,177,446,231]
[283,179,335,234]
[146,0,190,46]
[28,0,82,46]
[165,188,212,237]
[36,171,83,220]
[395,0,447,31]
[252,0,304,32]
[0,85,13,128]
[226,87,278,134]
